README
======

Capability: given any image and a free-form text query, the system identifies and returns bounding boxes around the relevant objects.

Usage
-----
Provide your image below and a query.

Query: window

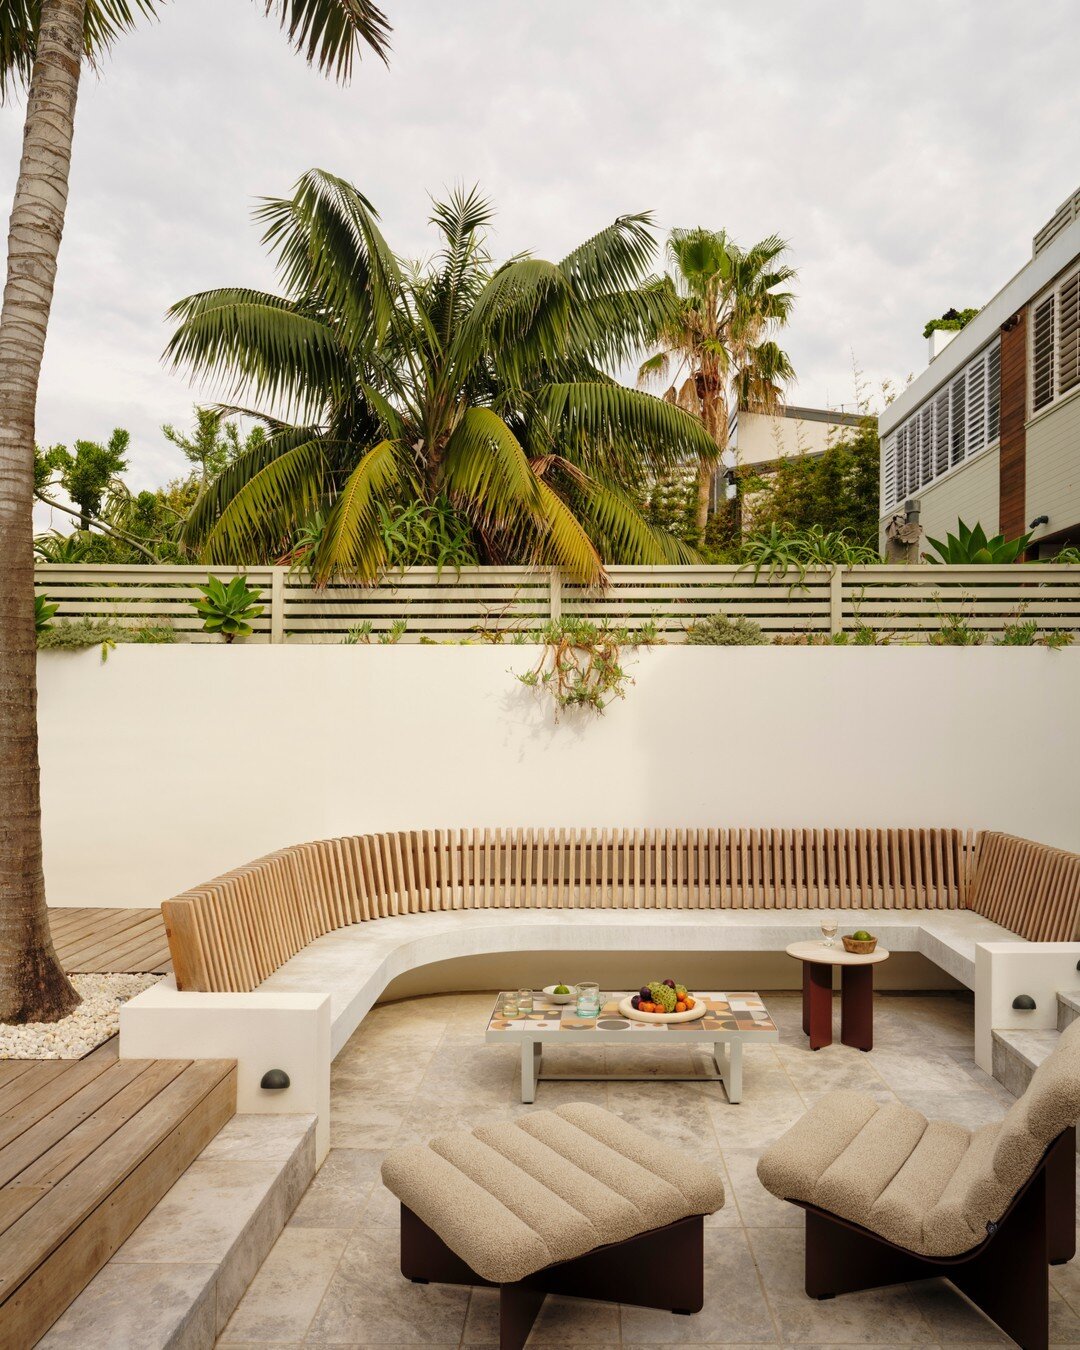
[1032,263,1080,412]
[881,339,1001,512]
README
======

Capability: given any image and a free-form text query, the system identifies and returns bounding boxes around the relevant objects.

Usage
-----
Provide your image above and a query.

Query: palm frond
[311,437,398,580]
[165,287,346,419]
[264,0,390,79]
[1,1,160,99]
[442,407,543,528]
[550,459,698,566]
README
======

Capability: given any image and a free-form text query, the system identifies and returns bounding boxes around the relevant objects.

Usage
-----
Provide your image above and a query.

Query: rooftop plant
[923,307,979,340]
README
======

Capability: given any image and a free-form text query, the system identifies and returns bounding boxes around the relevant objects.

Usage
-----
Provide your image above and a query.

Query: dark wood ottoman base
[400,1204,704,1350]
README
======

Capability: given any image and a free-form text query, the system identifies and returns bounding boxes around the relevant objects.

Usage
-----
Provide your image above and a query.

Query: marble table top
[786,939,890,966]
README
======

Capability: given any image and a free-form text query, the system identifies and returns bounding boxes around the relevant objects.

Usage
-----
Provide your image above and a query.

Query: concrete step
[1058,989,1080,1031]
[38,1113,316,1350]
[992,1026,1060,1098]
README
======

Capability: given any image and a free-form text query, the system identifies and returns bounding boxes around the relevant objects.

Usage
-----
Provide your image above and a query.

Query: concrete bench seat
[253,906,1018,1059]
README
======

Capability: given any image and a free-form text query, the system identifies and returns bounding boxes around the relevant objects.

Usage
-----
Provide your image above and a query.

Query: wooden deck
[48,907,172,975]
[0,1056,235,1348]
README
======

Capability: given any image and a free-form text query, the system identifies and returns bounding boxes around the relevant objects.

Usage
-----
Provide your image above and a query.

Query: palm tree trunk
[0,0,84,1023]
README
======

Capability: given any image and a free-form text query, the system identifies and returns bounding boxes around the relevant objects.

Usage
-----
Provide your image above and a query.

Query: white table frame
[486,993,779,1105]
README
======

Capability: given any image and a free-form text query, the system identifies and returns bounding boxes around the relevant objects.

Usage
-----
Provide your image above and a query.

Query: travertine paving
[218,990,1080,1349]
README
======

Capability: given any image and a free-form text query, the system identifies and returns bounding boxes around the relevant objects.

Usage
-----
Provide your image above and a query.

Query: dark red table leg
[803,961,833,1050]
[840,964,874,1051]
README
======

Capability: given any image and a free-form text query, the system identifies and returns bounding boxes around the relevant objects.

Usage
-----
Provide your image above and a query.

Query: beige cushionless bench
[381,1102,725,1350]
[758,1018,1080,1349]
[161,827,1080,992]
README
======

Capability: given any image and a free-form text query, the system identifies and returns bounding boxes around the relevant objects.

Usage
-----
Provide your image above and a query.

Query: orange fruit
[675,1001,687,1013]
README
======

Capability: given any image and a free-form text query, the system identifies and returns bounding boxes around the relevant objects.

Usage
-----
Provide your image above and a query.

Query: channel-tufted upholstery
[380,1101,726,1284]
[757,1018,1080,1257]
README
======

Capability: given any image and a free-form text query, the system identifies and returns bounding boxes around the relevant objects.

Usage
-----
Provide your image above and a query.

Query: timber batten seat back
[160,827,1080,993]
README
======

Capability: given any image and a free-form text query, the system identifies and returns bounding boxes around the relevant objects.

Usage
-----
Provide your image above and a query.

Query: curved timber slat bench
[162,827,1080,997]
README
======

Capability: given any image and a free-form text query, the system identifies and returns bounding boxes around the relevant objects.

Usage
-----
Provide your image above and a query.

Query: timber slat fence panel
[35,562,1080,643]
[159,826,1036,993]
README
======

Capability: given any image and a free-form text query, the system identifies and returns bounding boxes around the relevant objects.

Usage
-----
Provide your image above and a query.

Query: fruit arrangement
[631,979,696,1015]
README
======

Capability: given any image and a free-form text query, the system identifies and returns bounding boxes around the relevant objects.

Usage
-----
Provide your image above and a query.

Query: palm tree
[167,173,716,583]
[638,228,796,535]
[0,1,389,1024]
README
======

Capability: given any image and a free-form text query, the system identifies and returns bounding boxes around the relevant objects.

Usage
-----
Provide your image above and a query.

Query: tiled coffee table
[485,990,779,1104]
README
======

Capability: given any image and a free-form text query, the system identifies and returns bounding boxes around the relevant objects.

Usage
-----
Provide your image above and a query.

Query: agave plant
[923,519,1032,565]
[167,171,718,585]
[191,575,265,643]
[34,593,58,633]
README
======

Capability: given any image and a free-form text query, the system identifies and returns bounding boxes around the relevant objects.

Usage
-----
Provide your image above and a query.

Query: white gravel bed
[0,973,159,1059]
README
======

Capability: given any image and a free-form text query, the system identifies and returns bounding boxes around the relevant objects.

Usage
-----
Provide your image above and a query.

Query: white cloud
[3,0,1079,493]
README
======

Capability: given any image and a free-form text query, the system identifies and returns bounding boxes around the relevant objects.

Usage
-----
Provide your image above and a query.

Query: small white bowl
[543,984,577,1004]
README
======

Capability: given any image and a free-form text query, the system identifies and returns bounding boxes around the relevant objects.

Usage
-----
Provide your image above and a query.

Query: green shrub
[685,614,768,646]
[931,615,985,646]
[36,619,175,656]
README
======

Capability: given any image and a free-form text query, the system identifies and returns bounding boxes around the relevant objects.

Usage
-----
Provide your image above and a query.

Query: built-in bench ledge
[121,828,1080,1163]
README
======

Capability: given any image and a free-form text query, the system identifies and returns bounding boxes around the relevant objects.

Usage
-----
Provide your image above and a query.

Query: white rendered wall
[36,645,1080,907]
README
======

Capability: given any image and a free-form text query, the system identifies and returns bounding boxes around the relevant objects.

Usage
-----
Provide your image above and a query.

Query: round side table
[785,941,890,1051]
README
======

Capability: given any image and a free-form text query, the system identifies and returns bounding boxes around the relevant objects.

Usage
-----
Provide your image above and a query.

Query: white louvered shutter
[986,342,1001,443]
[1033,294,1056,412]
[883,433,897,509]
[950,370,966,465]
[1060,270,1080,395]
[920,404,933,486]
[966,354,987,457]
[934,389,950,475]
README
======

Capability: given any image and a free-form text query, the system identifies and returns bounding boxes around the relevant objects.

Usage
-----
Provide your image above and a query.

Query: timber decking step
[0,1056,235,1349]
[47,908,172,975]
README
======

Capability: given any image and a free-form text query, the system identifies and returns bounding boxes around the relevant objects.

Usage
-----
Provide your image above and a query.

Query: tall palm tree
[638,228,796,535]
[0,1,389,1024]
[167,172,716,582]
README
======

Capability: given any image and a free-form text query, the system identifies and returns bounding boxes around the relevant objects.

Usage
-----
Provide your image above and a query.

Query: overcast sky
[3,0,1080,505]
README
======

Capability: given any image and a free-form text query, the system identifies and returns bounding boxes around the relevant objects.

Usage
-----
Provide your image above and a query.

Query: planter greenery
[191,575,265,643]
[924,520,1032,565]
[34,593,57,633]
[685,614,768,645]
[923,307,979,340]
[36,619,175,660]
[516,618,661,716]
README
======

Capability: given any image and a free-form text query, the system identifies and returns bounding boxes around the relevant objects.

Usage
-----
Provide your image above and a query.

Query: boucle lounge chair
[381,1102,726,1350]
[757,1019,1080,1350]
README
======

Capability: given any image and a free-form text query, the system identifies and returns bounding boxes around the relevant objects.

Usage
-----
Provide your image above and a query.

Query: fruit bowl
[618,996,708,1025]
[542,984,577,1004]
[842,934,878,954]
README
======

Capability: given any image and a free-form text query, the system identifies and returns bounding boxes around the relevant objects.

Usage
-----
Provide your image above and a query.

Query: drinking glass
[820,914,838,947]
[517,988,534,1013]
[501,992,520,1018]
[575,981,600,1017]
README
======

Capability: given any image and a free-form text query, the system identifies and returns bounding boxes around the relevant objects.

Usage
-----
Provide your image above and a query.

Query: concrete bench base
[400,1204,704,1350]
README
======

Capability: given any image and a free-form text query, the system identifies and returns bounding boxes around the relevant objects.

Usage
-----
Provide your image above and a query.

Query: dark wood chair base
[796,1127,1076,1350]
[400,1204,705,1350]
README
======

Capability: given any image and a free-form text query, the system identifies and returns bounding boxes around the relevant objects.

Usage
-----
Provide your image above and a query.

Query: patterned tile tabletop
[486,991,777,1036]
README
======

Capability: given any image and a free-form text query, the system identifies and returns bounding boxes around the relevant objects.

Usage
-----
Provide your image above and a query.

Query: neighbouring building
[879,186,1080,556]
[710,404,870,512]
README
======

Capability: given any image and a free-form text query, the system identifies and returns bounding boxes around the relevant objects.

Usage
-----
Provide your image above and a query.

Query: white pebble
[0,974,159,1059]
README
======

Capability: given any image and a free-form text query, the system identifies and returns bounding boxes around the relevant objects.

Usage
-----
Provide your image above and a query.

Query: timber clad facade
[880,189,1080,556]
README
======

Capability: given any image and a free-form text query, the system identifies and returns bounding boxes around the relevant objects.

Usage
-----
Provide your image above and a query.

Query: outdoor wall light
[260,1068,291,1090]
[1029,515,1049,528]
[1011,995,1037,1011]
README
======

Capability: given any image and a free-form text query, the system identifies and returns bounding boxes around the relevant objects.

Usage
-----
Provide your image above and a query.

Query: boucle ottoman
[381,1101,725,1350]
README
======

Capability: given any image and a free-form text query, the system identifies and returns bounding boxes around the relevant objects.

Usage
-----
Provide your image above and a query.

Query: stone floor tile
[305,1223,470,1343]
[705,1094,807,1148]
[907,1276,1009,1343]
[38,1262,217,1349]
[721,1147,801,1228]
[329,1093,413,1150]
[199,1113,313,1162]
[112,1159,280,1263]
[892,1089,1008,1131]
[866,1046,984,1095]
[221,1226,349,1342]
[619,1229,776,1344]
[745,1227,935,1344]
[288,1147,383,1229]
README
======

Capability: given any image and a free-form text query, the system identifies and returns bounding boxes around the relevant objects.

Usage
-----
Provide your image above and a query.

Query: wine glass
[820,915,838,947]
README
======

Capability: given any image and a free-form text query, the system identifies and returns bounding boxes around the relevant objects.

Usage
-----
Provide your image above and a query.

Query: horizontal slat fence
[163,826,980,992]
[35,563,1080,644]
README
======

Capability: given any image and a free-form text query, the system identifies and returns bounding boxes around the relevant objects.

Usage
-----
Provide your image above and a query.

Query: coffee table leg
[805,962,833,1050]
[841,965,874,1051]
[713,1041,743,1103]
[521,1040,540,1103]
